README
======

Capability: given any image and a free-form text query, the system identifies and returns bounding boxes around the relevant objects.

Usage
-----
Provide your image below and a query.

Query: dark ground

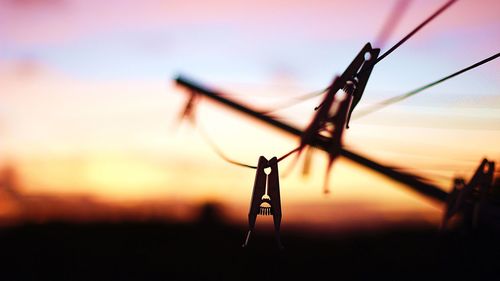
[0,211,499,281]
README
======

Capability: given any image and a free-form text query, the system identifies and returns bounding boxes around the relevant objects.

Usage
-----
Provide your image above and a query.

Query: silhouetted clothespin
[242,156,283,249]
[289,43,379,193]
[297,79,356,194]
[312,42,380,128]
[441,158,495,230]
[345,44,380,128]
[471,160,494,228]
[321,82,355,194]
[441,177,466,230]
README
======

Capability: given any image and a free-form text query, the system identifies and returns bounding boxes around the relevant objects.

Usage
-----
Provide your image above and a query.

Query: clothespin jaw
[267,157,283,248]
[283,77,338,178]
[441,159,496,230]
[243,156,284,249]
[471,160,495,227]
[326,81,355,139]
[339,43,375,82]
[302,42,380,148]
[346,44,380,128]
[321,90,354,194]
[313,40,368,114]
[291,43,380,193]
[441,177,466,230]
[305,76,341,137]
[247,156,269,232]
[298,77,355,194]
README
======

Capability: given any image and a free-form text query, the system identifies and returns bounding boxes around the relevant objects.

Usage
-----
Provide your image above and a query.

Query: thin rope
[260,0,456,114]
[374,0,457,65]
[195,121,258,169]
[277,147,301,162]
[353,51,500,119]
[374,0,413,49]
[195,120,300,169]
[259,88,328,114]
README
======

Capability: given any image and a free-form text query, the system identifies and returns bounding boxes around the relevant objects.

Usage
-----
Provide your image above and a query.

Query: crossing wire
[194,119,299,169]
[354,51,500,119]
[262,0,458,114]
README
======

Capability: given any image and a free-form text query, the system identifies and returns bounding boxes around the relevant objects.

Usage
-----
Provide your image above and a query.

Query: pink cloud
[1,0,498,48]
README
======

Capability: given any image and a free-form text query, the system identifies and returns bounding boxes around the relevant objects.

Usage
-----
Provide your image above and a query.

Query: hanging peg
[441,158,496,231]
[286,43,380,191]
[285,75,342,177]
[301,43,380,153]
[322,82,356,194]
[313,42,379,119]
[345,45,380,128]
[243,156,283,249]
[471,160,494,228]
[440,177,466,230]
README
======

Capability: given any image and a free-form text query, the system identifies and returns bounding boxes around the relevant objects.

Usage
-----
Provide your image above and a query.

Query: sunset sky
[0,0,499,226]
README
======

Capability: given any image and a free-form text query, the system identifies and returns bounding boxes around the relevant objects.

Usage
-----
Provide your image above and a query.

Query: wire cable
[374,0,413,49]
[259,88,328,114]
[374,0,457,65]
[261,0,457,114]
[353,51,500,119]
[194,120,300,169]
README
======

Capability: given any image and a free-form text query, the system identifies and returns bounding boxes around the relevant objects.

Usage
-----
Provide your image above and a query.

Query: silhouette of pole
[174,75,448,204]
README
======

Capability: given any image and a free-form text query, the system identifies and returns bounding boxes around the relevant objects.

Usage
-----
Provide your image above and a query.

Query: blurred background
[0,0,499,278]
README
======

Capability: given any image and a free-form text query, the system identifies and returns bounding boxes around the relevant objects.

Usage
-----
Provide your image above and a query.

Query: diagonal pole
[174,75,448,204]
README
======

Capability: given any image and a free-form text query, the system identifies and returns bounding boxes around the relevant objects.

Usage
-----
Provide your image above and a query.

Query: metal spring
[259,206,272,216]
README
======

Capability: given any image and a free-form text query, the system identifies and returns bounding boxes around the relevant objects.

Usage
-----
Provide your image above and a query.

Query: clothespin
[313,42,380,126]
[286,43,380,193]
[441,177,466,230]
[242,156,283,249]
[345,43,380,128]
[321,82,355,194]
[285,75,342,182]
[471,160,494,228]
[441,158,495,230]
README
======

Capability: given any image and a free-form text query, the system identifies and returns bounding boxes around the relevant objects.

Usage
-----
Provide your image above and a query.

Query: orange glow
[0,0,498,229]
